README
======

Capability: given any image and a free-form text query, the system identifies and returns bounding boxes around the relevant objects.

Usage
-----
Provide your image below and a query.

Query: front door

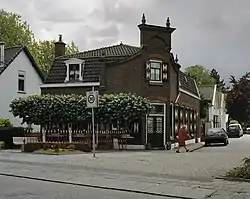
[147,116,164,148]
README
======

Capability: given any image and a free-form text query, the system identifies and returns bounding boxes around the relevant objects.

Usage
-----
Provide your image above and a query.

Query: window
[64,58,85,82]
[213,115,219,128]
[69,64,80,81]
[150,61,162,82]
[18,71,25,93]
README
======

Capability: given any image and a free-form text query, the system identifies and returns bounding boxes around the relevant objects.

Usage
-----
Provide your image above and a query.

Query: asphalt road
[0,175,176,199]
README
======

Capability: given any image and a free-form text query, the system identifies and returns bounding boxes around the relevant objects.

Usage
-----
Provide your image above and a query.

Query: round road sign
[88,94,95,104]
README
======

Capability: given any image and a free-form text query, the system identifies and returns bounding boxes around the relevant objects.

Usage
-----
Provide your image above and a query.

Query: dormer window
[64,58,85,82]
[69,64,80,81]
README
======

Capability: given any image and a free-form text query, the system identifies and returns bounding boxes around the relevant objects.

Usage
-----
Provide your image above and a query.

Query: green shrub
[227,158,250,179]
[24,142,91,153]
[0,118,12,128]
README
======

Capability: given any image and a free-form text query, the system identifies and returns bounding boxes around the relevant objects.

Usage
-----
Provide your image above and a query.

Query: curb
[190,144,205,152]
[215,176,250,183]
[172,144,205,152]
[0,172,198,199]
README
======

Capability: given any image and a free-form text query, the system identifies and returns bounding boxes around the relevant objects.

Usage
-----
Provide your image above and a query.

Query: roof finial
[59,34,62,42]
[175,54,179,63]
[166,17,170,28]
[141,13,146,24]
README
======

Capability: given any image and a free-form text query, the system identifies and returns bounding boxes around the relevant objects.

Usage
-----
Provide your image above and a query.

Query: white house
[199,84,229,131]
[0,42,44,131]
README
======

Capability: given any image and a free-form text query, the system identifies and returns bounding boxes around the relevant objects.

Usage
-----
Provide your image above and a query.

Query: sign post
[86,87,99,158]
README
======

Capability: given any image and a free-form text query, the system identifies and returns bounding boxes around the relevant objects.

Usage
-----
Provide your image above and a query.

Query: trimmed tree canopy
[10,93,152,127]
[226,72,250,123]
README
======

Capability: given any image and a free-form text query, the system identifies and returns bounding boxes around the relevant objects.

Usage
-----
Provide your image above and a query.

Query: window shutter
[162,63,168,81]
[146,61,150,80]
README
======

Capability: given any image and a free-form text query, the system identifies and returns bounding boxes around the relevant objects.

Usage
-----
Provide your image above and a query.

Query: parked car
[244,127,250,134]
[227,124,243,137]
[205,128,229,146]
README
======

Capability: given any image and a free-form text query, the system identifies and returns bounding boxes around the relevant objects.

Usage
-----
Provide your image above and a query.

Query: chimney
[0,42,4,67]
[138,14,176,51]
[54,34,66,57]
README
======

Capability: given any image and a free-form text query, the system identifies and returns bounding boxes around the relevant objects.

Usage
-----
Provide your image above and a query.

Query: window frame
[68,63,80,81]
[213,115,219,128]
[17,70,26,93]
[64,58,85,82]
[149,60,163,83]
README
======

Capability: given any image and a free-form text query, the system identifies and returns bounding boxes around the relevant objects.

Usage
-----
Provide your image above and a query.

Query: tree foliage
[10,93,152,128]
[0,9,36,48]
[0,9,79,74]
[210,68,226,91]
[225,72,250,123]
[184,65,216,86]
[35,40,79,73]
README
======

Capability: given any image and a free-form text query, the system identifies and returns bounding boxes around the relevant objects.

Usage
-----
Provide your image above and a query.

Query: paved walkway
[0,142,241,181]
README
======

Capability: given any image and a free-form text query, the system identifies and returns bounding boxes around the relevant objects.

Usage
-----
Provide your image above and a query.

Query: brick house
[41,14,201,150]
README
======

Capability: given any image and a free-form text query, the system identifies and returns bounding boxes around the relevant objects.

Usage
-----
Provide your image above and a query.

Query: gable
[0,46,44,81]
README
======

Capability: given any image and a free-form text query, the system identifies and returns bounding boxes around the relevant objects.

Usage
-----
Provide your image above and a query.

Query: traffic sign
[86,91,99,108]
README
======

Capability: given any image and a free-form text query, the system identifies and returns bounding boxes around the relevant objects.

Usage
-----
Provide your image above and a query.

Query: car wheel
[224,140,228,146]
[205,141,209,146]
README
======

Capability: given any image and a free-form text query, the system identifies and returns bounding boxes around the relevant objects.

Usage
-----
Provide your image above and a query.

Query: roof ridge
[57,43,140,59]
[4,45,24,50]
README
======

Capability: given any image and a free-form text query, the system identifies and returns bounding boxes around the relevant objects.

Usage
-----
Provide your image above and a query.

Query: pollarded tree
[10,93,152,128]
[226,72,250,123]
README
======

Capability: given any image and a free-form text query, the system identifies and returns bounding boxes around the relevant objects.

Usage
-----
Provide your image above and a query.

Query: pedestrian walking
[176,125,190,153]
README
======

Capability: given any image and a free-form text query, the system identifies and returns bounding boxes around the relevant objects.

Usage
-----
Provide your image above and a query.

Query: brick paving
[0,137,249,181]
[0,136,250,198]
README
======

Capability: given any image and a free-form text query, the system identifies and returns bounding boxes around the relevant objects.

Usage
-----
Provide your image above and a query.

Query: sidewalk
[0,142,240,182]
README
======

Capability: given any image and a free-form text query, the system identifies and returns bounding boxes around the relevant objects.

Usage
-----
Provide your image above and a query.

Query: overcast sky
[1,0,250,83]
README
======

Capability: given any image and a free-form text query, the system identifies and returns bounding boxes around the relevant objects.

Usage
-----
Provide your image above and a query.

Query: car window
[207,129,221,135]
[228,125,239,130]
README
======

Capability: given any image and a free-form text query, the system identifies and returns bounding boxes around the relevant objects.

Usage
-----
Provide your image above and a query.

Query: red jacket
[178,129,190,146]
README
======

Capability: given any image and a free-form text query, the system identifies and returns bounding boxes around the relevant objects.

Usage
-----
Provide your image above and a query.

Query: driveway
[0,135,249,181]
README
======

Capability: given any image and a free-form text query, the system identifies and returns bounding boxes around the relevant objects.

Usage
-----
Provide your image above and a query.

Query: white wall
[209,92,228,129]
[0,50,42,131]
